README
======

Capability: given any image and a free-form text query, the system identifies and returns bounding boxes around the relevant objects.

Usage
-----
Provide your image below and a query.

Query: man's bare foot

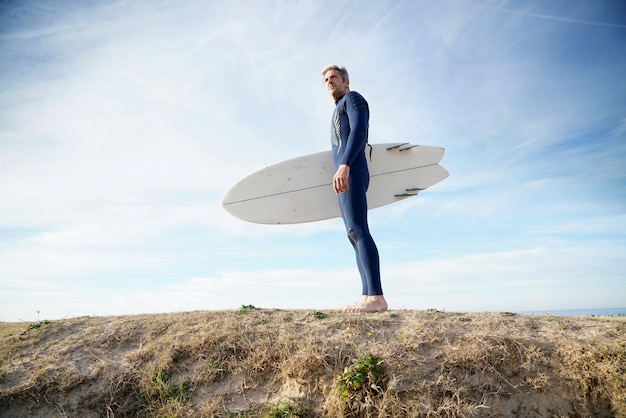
[343,295,388,313]
[343,295,368,312]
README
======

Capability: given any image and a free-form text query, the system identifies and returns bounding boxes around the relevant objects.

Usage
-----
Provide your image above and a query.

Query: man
[321,65,388,313]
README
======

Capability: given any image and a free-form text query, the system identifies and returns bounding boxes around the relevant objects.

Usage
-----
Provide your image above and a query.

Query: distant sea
[519,307,626,317]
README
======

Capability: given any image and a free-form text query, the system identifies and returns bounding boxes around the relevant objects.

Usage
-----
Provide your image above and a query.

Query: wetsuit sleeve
[339,92,369,166]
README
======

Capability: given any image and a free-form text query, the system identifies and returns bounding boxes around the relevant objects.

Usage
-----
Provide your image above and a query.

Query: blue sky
[1,0,625,322]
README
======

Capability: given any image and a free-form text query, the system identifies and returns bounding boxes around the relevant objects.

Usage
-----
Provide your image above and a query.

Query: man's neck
[334,91,348,103]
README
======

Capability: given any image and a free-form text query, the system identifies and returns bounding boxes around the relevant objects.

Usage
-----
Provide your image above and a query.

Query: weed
[227,412,252,418]
[148,370,190,404]
[261,401,309,417]
[237,305,258,315]
[26,320,51,331]
[335,354,384,401]
[311,311,327,320]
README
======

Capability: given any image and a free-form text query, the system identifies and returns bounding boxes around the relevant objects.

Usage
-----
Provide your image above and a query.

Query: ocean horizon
[519,307,626,317]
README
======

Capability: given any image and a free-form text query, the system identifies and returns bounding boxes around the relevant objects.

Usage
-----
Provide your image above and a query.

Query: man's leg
[339,197,368,309]
[339,177,387,312]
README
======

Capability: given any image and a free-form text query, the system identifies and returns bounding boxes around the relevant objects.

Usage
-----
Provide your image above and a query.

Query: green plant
[261,401,309,417]
[227,411,255,418]
[237,305,258,315]
[26,320,51,331]
[335,355,384,401]
[226,410,255,418]
[149,370,190,403]
[311,311,327,320]
[226,403,309,418]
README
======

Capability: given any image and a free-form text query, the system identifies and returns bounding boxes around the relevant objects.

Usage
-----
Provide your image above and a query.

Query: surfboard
[221,143,448,224]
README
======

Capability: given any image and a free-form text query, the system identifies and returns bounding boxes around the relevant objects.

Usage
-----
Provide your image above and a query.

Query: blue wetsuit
[331,91,382,296]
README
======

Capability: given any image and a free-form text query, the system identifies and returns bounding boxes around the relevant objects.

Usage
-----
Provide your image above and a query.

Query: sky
[1,0,625,322]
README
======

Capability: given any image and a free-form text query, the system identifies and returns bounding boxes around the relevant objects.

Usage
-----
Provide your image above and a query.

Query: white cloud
[2,244,622,321]
[383,245,626,312]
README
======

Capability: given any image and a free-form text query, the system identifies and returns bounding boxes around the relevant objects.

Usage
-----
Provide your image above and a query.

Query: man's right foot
[343,295,388,313]
[343,296,368,312]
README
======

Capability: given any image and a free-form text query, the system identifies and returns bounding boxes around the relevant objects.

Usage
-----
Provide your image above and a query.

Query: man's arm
[339,91,369,167]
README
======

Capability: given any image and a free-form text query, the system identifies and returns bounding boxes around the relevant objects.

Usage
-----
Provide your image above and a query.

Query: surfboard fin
[386,143,419,151]
[394,187,425,197]
[386,143,409,151]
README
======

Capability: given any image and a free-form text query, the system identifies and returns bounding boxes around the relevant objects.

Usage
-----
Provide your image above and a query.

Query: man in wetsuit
[321,65,388,313]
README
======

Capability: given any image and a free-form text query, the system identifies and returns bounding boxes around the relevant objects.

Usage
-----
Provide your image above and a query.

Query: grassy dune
[1,308,624,417]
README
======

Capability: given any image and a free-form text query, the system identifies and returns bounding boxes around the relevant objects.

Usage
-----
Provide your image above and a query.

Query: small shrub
[226,402,309,418]
[335,354,384,401]
[26,320,51,331]
[311,311,327,320]
[261,401,309,417]
[237,305,258,315]
[148,370,190,404]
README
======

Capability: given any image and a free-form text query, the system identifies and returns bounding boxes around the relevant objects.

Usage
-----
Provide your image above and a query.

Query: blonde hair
[321,65,349,82]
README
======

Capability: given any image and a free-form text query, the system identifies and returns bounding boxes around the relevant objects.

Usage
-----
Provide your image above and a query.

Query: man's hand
[333,164,350,194]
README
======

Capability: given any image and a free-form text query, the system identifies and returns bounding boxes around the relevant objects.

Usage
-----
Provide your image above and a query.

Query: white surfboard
[221,143,448,224]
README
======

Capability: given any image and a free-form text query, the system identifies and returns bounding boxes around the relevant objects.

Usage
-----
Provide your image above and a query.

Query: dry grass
[0,309,624,417]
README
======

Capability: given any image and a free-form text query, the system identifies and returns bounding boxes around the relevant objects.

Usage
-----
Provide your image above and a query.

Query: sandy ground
[1,309,624,417]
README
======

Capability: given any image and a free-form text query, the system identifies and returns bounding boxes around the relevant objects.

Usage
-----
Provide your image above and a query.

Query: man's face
[324,69,349,100]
